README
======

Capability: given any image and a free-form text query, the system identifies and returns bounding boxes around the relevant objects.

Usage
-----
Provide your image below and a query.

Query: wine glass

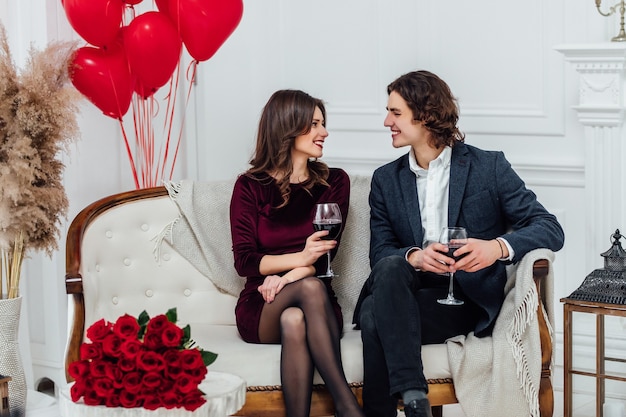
[313,203,342,278]
[437,227,468,305]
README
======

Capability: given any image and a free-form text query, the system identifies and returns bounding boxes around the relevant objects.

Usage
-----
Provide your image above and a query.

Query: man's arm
[368,170,417,267]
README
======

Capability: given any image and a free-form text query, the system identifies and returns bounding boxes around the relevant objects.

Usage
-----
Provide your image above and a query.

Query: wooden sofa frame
[64,186,554,417]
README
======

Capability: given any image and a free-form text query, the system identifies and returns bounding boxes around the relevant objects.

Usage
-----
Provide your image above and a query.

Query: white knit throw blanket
[155,179,245,296]
[446,248,554,417]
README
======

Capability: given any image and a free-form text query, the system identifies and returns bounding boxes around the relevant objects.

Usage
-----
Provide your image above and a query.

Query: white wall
[1,0,625,403]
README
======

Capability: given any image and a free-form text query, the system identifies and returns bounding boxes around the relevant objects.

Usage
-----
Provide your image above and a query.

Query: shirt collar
[408,146,452,176]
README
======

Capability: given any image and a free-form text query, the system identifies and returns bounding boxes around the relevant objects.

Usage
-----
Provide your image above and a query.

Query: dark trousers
[358,256,481,417]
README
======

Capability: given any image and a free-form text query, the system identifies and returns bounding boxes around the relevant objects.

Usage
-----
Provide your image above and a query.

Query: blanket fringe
[507,271,540,417]
[151,218,179,263]
[164,180,182,201]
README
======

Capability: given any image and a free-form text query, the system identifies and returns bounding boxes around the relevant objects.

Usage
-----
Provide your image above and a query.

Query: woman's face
[292,106,328,161]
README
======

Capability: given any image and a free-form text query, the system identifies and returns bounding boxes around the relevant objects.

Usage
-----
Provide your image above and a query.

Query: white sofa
[64,175,554,417]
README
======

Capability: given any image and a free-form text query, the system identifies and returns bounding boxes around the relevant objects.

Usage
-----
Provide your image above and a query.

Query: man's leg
[359,256,428,417]
[359,296,397,417]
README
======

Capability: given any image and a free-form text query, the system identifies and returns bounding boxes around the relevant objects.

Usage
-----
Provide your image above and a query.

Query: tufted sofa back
[71,175,372,334]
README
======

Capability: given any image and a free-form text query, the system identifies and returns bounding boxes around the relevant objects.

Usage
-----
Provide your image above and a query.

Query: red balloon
[62,0,124,48]
[169,0,243,62]
[154,0,170,16]
[134,80,157,100]
[124,0,143,4]
[124,11,182,96]
[69,45,133,119]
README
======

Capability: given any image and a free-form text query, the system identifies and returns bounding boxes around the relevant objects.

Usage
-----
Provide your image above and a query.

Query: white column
[555,44,626,270]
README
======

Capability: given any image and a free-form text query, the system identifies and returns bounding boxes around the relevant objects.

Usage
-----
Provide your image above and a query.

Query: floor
[394,390,606,417]
[28,387,621,417]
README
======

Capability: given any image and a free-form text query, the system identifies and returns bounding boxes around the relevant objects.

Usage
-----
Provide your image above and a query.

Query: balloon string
[148,98,156,187]
[169,60,198,180]
[160,54,182,184]
[118,118,139,189]
[137,96,145,188]
[130,93,139,188]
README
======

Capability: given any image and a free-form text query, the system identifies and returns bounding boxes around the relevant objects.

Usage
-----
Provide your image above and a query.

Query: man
[353,70,564,417]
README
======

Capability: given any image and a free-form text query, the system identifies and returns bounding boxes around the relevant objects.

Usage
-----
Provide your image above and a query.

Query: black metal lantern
[565,229,626,304]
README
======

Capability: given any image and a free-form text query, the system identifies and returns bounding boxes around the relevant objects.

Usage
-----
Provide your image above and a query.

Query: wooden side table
[561,298,626,417]
[0,375,11,416]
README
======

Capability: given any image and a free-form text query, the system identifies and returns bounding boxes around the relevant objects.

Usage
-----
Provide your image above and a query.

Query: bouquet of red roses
[68,307,217,411]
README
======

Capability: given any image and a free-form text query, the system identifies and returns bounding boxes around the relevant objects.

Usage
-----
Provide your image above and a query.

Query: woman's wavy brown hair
[247,89,329,207]
[387,70,465,148]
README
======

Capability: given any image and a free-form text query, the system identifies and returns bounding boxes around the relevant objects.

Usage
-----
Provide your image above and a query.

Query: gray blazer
[354,142,564,336]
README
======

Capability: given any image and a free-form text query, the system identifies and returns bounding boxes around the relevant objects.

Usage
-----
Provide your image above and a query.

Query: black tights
[258,277,364,417]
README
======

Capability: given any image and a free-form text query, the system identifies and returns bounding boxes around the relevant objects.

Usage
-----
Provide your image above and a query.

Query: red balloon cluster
[65,0,244,119]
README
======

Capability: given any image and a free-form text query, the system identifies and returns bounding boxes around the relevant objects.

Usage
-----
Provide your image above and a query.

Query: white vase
[0,296,26,417]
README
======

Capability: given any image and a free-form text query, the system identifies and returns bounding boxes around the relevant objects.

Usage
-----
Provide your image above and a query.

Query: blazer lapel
[399,163,424,245]
[448,144,470,227]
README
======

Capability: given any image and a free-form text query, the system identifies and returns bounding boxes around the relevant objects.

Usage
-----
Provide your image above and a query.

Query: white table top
[56,371,246,417]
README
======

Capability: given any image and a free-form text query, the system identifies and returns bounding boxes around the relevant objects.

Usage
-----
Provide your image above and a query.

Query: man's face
[383,91,429,149]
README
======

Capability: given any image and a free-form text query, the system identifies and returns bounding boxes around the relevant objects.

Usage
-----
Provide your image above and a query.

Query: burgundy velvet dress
[230,168,350,343]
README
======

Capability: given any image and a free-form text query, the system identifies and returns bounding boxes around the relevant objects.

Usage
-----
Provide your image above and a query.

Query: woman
[230,89,364,417]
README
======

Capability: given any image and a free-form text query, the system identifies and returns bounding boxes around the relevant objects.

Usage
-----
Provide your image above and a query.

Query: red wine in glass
[437,227,467,305]
[442,245,468,262]
[313,220,342,240]
[313,203,342,278]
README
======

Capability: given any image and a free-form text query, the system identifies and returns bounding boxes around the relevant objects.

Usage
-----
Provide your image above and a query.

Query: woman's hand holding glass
[313,203,342,278]
[302,230,337,266]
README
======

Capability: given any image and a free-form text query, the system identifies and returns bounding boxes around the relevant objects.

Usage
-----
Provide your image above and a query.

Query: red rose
[104,362,124,388]
[68,360,90,379]
[117,356,137,373]
[160,391,182,409]
[89,359,109,378]
[143,331,163,351]
[68,308,217,411]
[113,314,140,340]
[121,371,143,394]
[93,377,115,397]
[143,395,162,410]
[174,374,196,394]
[180,349,204,370]
[120,339,142,359]
[70,379,87,402]
[79,342,102,360]
[147,314,168,333]
[104,394,121,408]
[163,349,181,366]
[119,389,141,408]
[185,365,207,383]
[102,333,123,358]
[86,319,112,342]
[161,321,183,347]
[141,371,162,389]
[83,386,104,406]
[137,350,165,372]
[164,363,183,379]
[182,391,206,411]
[156,378,175,395]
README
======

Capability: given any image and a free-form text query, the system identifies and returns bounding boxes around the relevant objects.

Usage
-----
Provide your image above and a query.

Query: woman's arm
[258,240,330,276]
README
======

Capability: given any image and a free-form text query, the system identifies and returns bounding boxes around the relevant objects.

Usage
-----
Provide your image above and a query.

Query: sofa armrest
[531,258,554,417]
[64,186,168,381]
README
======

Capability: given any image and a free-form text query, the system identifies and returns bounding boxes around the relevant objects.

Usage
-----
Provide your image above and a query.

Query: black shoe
[403,398,433,417]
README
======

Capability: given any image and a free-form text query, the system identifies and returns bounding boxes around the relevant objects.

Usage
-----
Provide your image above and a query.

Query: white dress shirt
[406,146,513,261]
[409,146,451,247]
